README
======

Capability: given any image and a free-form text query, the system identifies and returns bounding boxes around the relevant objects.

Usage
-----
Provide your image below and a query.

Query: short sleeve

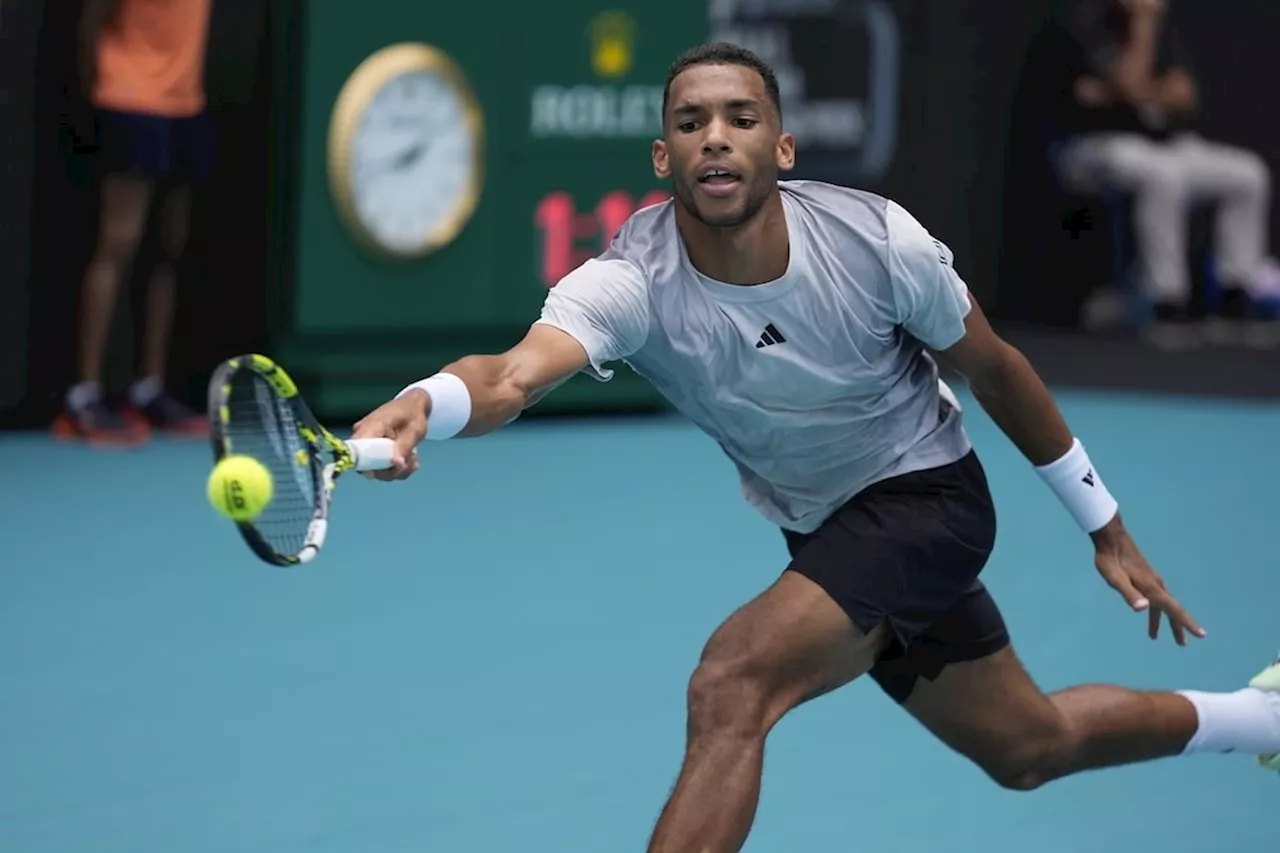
[534,257,650,382]
[885,200,973,351]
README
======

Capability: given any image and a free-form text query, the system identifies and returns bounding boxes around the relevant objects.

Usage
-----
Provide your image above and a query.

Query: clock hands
[361,123,444,179]
[390,141,427,171]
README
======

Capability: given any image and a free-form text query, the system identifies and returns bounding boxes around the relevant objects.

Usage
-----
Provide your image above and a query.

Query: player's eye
[733,117,759,128]
[678,121,700,133]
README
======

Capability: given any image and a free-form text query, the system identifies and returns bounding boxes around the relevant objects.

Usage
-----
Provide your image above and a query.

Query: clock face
[345,67,480,255]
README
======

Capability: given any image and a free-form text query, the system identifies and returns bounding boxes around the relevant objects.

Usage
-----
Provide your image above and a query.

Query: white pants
[1057,132,1271,303]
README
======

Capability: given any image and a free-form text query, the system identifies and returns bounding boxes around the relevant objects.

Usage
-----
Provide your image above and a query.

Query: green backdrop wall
[274,1,705,417]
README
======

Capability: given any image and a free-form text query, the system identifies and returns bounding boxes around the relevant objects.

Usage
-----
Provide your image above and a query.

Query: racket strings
[224,373,319,556]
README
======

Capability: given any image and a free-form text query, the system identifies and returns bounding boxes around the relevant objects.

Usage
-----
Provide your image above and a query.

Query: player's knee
[686,656,771,740]
[978,720,1079,792]
[985,757,1053,791]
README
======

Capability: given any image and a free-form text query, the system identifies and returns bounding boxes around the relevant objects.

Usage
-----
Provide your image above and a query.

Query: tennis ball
[207,455,274,521]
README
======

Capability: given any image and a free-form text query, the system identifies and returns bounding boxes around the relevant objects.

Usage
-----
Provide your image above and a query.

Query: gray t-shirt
[534,179,974,534]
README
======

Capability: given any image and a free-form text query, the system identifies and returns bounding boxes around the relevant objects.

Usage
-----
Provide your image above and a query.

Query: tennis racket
[207,353,396,566]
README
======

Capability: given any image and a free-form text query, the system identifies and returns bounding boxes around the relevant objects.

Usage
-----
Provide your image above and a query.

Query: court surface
[1,387,1276,853]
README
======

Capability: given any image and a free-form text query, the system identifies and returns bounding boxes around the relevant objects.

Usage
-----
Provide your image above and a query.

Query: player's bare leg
[646,571,889,853]
[901,644,1280,790]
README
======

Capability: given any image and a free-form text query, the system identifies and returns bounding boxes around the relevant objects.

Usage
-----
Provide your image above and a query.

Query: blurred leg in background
[1058,132,1197,349]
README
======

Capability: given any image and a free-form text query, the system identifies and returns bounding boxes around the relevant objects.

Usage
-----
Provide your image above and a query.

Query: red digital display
[535,189,670,287]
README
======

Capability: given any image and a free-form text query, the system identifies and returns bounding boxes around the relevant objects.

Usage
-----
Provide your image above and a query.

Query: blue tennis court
[1,387,1276,852]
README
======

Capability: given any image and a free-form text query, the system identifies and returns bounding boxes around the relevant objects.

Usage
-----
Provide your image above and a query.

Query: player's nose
[701,117,733,153]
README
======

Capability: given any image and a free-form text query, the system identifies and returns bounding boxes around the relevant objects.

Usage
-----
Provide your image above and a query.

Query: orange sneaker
[123,392,209,438]
[52,400,151,448]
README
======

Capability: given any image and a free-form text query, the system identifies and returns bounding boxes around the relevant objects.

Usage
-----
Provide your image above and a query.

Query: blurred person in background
[54,0,213,446]
[1053,0,1280,350]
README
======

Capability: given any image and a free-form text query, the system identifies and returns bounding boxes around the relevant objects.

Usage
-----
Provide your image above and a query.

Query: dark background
[0,0,277,428]
[2,0,1277,429]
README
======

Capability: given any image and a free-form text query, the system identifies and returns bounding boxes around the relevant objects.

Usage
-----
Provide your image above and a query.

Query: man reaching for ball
[350,42,1280,853]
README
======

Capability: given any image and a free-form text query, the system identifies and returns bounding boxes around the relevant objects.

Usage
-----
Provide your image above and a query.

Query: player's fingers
[1099,565,1149,611]
[1151,590,1205,640]
[1168,604,1204,640]
[351,416,391,441]
[366,448,418,481]
[362,464,401,481]
[391,434,420,470]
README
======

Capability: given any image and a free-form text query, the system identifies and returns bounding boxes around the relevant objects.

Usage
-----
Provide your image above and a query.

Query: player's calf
[974,686,1205,790]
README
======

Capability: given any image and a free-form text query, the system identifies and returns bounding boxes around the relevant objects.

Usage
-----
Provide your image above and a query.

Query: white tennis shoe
[1248,654,1280,771]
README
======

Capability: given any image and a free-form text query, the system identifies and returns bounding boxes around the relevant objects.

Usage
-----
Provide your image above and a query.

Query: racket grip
[347,437,397,472]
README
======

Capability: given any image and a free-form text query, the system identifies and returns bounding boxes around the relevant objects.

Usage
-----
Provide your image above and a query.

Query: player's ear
[652,139,671,179]
[776,132,796,172]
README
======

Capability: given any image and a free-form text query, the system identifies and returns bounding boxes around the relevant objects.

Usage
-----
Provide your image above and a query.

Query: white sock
[1177,688,1280,755]
[129,376,163,407]
[67,381,102,411]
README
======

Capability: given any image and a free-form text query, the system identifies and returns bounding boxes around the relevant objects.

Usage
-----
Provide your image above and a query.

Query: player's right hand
[351,390,429,481]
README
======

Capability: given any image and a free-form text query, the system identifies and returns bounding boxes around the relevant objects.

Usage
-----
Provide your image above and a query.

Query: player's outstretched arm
[352,254,647,480]
[935,293,1205,645]
[934,294,1075,468]
[350,324,590,480]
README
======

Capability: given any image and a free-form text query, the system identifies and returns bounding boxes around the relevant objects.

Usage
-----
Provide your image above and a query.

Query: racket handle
[347,437,397,472]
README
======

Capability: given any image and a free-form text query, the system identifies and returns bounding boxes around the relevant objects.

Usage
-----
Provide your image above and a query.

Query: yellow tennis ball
[207,455,274,521]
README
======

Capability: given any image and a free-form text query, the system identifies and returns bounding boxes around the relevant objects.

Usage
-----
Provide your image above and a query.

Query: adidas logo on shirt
[755,323,787,349]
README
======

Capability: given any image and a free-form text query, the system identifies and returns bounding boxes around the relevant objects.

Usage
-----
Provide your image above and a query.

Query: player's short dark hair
[662,42,783,124]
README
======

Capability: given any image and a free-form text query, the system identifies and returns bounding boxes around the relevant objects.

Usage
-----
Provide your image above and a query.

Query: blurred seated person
[1053,0,1280,349]
[54,0,213,446]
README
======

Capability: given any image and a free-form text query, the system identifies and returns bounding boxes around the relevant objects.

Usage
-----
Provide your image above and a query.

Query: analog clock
[327,43,484,259]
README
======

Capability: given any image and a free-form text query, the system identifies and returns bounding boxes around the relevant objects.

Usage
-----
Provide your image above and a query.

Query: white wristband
[1033,438,1119,533]
[396,372,472,440]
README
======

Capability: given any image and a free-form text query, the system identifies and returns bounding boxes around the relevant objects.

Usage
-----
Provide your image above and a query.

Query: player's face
[653,64,795,228]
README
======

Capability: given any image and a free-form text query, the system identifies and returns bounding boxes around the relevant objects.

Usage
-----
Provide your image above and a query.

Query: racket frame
[207,354,358,566]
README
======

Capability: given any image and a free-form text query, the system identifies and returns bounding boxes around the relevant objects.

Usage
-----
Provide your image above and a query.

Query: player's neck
[678,192,789,286]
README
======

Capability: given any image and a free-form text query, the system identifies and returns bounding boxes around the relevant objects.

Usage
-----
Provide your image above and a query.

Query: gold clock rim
[326,42,486,261]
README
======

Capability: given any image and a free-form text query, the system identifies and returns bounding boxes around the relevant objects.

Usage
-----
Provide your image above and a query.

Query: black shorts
[782,450,1008,704]
[94,108,216,184]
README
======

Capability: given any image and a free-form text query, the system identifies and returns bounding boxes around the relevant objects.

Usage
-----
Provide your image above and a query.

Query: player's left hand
[1090,516,1205,646]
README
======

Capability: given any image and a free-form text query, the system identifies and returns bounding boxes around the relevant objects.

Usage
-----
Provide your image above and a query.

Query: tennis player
[352,43,1280,853]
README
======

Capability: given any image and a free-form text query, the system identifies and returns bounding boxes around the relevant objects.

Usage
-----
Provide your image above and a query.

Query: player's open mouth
[697,168,741,197]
